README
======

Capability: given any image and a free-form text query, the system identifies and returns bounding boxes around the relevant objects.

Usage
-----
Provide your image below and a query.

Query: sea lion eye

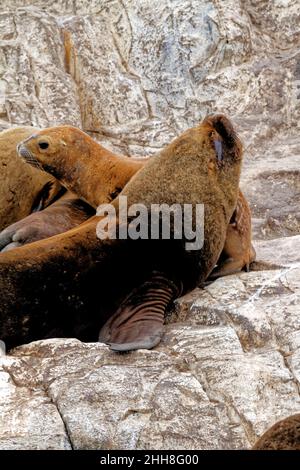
[38,141,49,150]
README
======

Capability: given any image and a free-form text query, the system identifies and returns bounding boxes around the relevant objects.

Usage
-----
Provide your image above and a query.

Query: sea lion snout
[17,143,30,159]
[17,142,43,170]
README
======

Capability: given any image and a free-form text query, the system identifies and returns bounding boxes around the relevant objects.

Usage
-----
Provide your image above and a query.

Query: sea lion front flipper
[209,243,256,279]
[209,257,247,279]
[99,273,180,352]
[1,241,23,252]
[31,181,64,212]
[0,194,94,251]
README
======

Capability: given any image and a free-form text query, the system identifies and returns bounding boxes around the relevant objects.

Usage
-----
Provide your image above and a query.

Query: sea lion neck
[62,137,146,208]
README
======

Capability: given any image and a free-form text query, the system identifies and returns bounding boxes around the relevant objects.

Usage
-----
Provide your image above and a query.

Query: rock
[0,7,81,129]
[253,235,300,268]
[0,355,71,450]
[0,0,299,450]
[0,261,299,450]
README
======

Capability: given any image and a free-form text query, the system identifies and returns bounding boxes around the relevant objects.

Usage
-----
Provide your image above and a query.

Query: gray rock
[0,261,299,449]
[0,0,299,450]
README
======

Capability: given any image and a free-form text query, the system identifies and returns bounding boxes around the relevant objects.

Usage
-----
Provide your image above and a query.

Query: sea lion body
[0,126,255,278]
[253,414,300,450]
[0,115,243,351]
[0,127,62,231]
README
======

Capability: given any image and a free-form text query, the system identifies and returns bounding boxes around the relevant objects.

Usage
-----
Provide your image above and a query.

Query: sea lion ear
[213,139,223,162]
[204,114,242,161]
[209,114,236,149]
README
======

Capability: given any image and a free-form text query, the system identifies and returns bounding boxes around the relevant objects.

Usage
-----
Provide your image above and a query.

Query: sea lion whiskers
[17,143,44,171]
[16,126,145,208]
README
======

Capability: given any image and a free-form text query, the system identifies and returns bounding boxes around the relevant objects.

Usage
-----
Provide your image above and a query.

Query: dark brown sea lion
[0,127,62,231]
[0,125,255,277]
[13,124,254,275]
[253,414,300,450]
[0,192,94,252]
[0,114,243,351]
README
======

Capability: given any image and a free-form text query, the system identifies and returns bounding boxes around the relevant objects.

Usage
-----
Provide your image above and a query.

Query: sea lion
[0,114,243,351]
[253,414,300,450]
[17,126,145,209]
[210,190,256,278]
[13,123,254,275]
[0,125,255,277]
[0,186,255,279]
[0,127,62,231]
[0,126,145,251]
[0,192,94,252]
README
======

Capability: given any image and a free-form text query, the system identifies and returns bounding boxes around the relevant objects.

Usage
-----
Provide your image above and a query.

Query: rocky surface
[0,0,299,450]
[1,245,300,450]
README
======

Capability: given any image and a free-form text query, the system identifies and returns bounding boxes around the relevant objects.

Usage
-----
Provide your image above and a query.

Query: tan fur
[210,190,256,278]
[14,124,254,273]
[0,127,61,231]
[17,126,144,208]
[0,115,243,349]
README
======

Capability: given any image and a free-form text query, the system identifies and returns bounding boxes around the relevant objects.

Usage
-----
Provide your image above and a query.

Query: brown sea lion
[253,414,300,450]
[210,190,256,279]
[0,192,94,252]
[0,125,255,276]
[0,126,145,251]
[0,127,62,231]
[13,124,255,274]
[17,126,146,208]
[0,114,243,351]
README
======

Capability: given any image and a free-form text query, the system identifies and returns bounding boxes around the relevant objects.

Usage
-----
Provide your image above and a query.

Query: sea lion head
[201,114,243,165]
[189,114,244,220]
[17,126,93,180]
[198,114,243,200]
